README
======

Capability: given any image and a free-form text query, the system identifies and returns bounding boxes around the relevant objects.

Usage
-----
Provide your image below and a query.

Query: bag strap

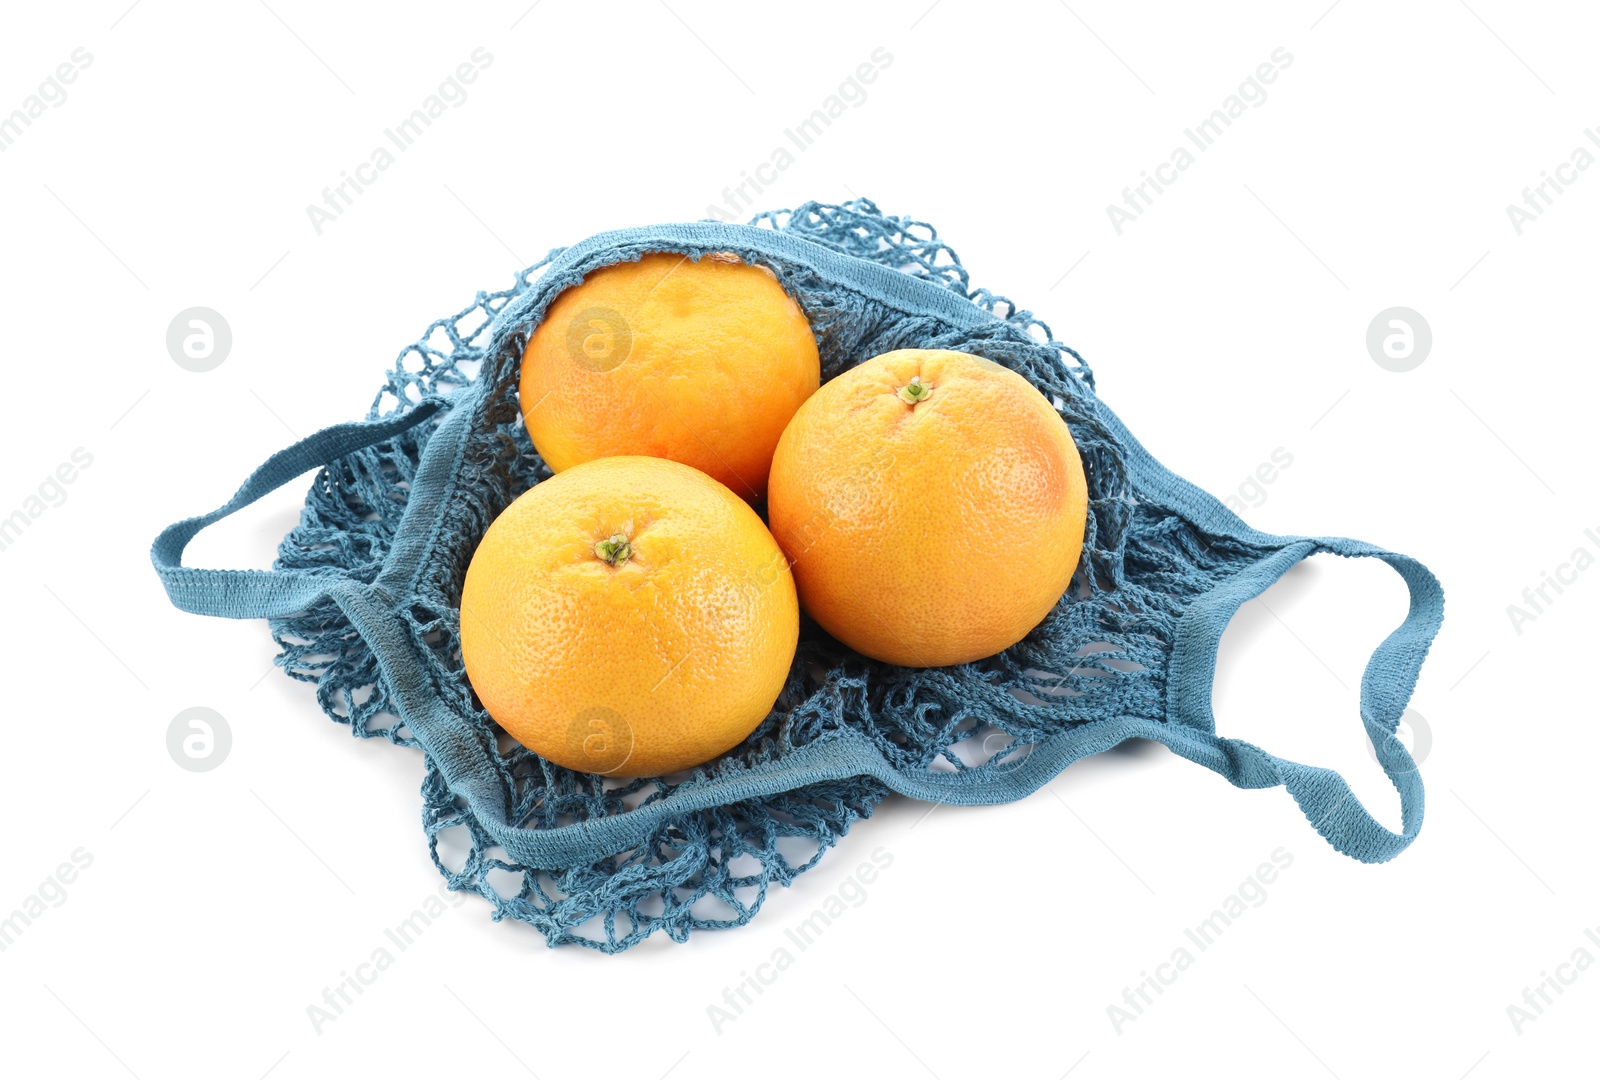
[150,398,450,620]
[1161,538,1444,864]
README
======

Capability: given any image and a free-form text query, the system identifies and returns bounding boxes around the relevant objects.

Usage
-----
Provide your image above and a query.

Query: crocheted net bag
[153,200,1443,953]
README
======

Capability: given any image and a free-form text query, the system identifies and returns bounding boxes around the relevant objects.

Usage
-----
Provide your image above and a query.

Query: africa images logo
[1105,48,1293,235]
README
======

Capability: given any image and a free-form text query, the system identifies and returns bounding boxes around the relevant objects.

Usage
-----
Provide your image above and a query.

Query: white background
[1,1,1595,1077]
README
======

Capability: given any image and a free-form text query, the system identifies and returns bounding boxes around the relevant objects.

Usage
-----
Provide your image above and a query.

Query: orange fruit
[458,456,798,777]
[519,252,820,502]
[767,349,1088,668]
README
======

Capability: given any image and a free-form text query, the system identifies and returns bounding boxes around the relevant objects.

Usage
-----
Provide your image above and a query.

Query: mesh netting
[266,199,1275,951]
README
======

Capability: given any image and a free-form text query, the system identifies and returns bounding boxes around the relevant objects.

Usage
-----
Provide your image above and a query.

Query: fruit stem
[897,376,932,404]
[594,534,632,566]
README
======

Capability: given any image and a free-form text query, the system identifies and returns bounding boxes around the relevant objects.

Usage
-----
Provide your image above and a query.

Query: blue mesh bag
[151,200,1444,953]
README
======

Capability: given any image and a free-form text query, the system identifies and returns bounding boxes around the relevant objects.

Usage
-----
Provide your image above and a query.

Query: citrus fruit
[767,349,1088,668]
[458,455,798,777]
[519,252,820,502]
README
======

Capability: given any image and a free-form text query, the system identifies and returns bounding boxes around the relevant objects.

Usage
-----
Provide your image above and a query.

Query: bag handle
[151,398,450,620]
[1163,538,1444,864]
